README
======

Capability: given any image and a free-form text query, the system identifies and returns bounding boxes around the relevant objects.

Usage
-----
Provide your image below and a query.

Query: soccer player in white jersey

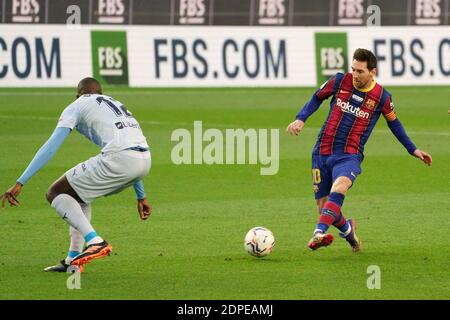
[1,78,152,272]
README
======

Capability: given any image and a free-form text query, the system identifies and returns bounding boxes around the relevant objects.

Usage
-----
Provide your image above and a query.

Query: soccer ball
[244,226,275,257]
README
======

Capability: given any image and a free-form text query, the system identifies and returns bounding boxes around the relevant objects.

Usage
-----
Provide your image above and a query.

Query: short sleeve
[56,102,81,130]
[381,95,397,122]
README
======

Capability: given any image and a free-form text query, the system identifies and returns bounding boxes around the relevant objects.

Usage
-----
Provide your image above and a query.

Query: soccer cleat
[70,240,112,266]
[44,259,84,273]
[339,219,362,252]
[308,232,334,251]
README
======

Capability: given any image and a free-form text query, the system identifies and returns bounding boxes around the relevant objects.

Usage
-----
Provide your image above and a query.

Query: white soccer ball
[244,226,275,257]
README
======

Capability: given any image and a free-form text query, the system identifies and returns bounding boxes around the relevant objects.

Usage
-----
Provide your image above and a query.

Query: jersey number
[312,169,321,184]
[96,97,133,118]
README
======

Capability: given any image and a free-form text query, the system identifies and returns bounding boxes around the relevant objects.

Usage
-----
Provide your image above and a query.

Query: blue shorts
[311,153,362,200]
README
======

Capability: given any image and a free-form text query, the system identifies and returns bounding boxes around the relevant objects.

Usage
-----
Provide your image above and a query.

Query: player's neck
[354,78,376,92]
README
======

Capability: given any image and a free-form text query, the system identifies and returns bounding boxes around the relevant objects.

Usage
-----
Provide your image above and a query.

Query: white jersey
[57,94,149,154]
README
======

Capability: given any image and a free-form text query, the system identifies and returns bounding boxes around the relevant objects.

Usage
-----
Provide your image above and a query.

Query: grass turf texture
[0,86,449,299]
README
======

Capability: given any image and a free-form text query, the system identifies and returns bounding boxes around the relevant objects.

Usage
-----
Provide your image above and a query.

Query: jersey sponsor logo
[115,120,140,129]
[351,94,364,102]
[336,98,370,119]
[115,122,124,129]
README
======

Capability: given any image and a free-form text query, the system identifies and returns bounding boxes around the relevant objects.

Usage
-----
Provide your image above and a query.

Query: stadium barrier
[0,24,449,87]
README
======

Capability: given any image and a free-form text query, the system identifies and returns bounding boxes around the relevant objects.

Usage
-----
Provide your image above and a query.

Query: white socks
[65,203,92,264]
[51,194,103,260]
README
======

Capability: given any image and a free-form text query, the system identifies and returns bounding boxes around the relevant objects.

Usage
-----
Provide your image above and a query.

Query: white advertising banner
[346,27,450,85]
[0,25,91,87]
[0,24,448,87]
[127,26,315,87]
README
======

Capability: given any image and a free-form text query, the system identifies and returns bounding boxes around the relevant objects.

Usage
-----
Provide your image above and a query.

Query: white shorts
[66,149,151,204]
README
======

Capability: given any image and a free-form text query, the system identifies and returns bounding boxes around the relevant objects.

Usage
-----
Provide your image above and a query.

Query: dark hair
[77,77,102,98]
[353,48,377,70]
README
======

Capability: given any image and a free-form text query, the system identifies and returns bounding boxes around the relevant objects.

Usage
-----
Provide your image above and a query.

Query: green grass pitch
[0,86,449,299]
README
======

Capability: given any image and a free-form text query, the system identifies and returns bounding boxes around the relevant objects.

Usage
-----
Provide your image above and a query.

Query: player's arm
[287,75,337,136]
[134,180,152,220]
[383,97,432,166]
[1,127,71,208]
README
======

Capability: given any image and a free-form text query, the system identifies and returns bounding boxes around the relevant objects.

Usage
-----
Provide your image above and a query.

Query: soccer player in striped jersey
[287,48,432,252]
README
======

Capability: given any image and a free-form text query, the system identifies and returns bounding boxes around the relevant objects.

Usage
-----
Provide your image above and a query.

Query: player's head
[351,48,377,89]
[76,77,102,98]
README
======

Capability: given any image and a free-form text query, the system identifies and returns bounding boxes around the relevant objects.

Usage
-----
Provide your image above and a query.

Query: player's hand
[286,119,305,136]
[413,149,432,166]
[1,182,23,208]
[137,197,152,220]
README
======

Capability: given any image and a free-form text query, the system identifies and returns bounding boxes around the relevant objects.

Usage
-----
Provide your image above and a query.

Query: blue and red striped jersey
[313,72,396,157]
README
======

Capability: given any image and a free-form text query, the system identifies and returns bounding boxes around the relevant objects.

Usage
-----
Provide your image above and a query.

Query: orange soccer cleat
[70,241,112,266]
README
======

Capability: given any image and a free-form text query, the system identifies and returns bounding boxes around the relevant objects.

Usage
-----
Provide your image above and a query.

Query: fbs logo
[11,0,41,23]
[258,0,286,25]
[97,0,126,23]
[414,0,441,25]
[338,0,365,25]
[91,31,128,85]
[314,32,348,86]
[178,0,207,24]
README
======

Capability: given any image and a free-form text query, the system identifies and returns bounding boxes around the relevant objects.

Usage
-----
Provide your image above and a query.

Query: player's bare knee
[331,177,352,195]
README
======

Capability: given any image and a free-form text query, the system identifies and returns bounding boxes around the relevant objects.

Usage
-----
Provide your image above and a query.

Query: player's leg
[308,155,335,250]
[44,203,92,272]
[66,150,150,266]
[46,175,104,246]
[326,155,362,251]
[66,203,92,263]
[46,170,111,266]
[316,196,328,214]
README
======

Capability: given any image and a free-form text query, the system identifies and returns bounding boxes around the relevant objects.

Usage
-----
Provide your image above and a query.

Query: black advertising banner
[292,0,331,26]
[133,0,171,25]
[213,0,252,25]
[47,0,90,25]
[4,0,46,24]
[0,0,449,26]
[371,0,409,26]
